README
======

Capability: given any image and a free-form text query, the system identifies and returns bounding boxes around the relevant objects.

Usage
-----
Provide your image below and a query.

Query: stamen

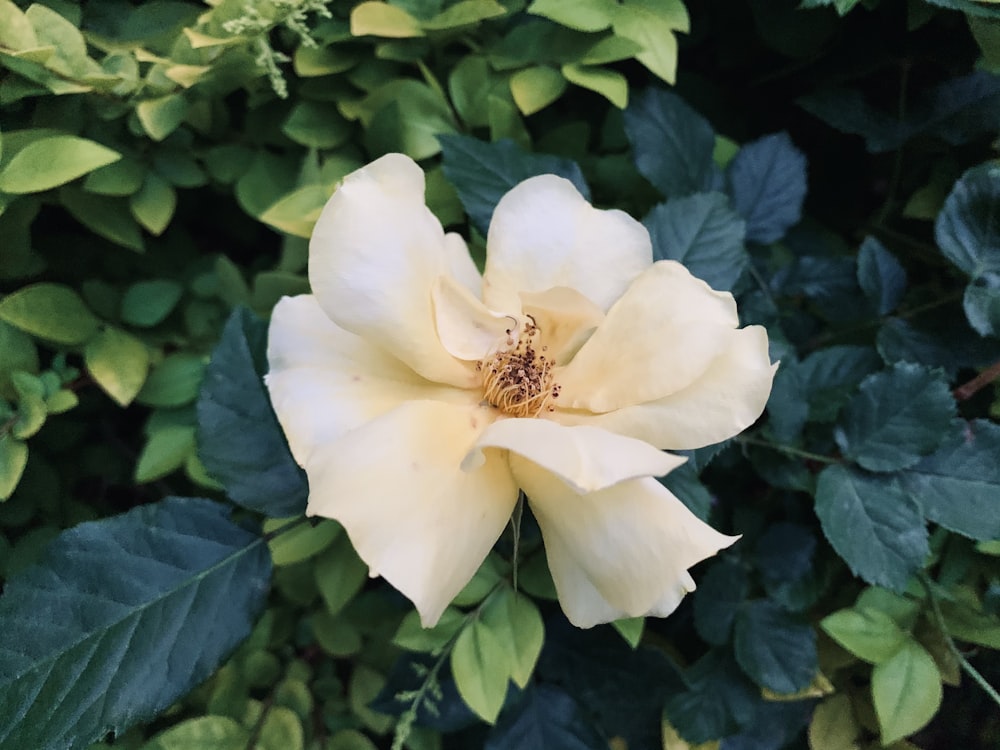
[479,318,561,418]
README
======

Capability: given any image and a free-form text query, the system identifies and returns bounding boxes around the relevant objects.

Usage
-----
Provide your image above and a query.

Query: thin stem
[262,514,311,542]
[954,359,1000,402]
[737,435,839,464]
[919,573,1000,708]
[510,492,525,594]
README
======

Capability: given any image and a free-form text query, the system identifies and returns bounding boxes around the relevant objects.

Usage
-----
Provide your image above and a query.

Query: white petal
[265,295,474,466]
[470,418,685,493]
[309,153,475,388]
[432,274,515,362]
[482,175,652,312]
[304,400,518,627]
[445,231,483,297]
[556,261,740,413]
[555,325,777,450]
[511,457,738,628]
[520,286,604,365]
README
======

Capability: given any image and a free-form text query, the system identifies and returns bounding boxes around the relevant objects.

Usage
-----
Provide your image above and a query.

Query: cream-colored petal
[520,286,604,364]
[482,175,652,313]
[556,261,740,413]
[432,274,517,362]
[309,153,475,388]
[266,295,474,466]
[555,325,777,450]
[470,418,685,493]
[511,456,738,628]
[445,232,483,297]
[305,400,518,627]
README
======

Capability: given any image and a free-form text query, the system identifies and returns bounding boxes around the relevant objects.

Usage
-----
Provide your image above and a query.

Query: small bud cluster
[478,319,560,418]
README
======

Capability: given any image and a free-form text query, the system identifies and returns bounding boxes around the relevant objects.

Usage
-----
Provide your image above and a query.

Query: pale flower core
[265,153,778,629]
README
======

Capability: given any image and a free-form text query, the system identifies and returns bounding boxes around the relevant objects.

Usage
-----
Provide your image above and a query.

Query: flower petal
[445,231,483,297]
[266,295,474,466]
[555,325,777,450]
[556,261,740,413]
[520,286,604,364]
[309,153,475,387]
[471,418,685,493]
[432,273,516,362]
[304,400,518,626]
[511,457,738,628]
[482,175,652,312]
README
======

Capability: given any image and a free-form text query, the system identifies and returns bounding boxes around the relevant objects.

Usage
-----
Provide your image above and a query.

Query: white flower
[265,153,776,628]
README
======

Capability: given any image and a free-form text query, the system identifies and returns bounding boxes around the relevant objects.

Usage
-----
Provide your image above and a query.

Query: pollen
[477,318,561,418]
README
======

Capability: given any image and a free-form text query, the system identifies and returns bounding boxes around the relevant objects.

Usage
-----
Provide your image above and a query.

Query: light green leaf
[84,327,150,406]
[0,320,39,400]
[561,63,627,108]
[293,45,358,78]
[141,716,250,750]
[871,640,942,744]
[0,283,100,345]
[121,280,184,328]
[83,157,145,196]
[282,101,352,149]
[451,619,510,723]
[314,533,368,616]
[612,616,644,648]
[509,65,566,115]
[392,607,465,653]
[130,171,177,235]
[263,517,340,566]
[136,353,205,407]
[481,587,544,688]
[60,187,145,252]
[134,425,196,483]
[10,371,46,439]
[422,0,507,31]
[611,0,689,84]
[0,135,120,194]
[136,94,188,141]
[820,608,908,664]
[807,694,861,750]
[256,706,304,750]
[0,0,38,51]
[350,1,424,38]
[528,0,617,31]
[0,434,28,501]
[452,552,506,606]
[259,185,330,238]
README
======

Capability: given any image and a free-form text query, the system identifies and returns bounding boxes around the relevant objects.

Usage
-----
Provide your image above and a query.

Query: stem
[244,693,276,750]
[919,573,1000,708]
[262,514,311,542]
[737,436,839,464]
[510,493,524,594]
[954,359,1000,402]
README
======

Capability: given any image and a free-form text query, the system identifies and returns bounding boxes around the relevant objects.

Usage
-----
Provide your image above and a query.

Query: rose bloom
[265,154,776,628]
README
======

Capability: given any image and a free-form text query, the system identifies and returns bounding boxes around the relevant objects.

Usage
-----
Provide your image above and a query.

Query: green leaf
[83,157,145,196]
[357,79,458,160]
[693,557,749,645]
[663,649,757,743]
[611,617,644,648]
[350,1,424,37]
[422,0,508,30]
[733,599,817,694]
[259,185,329,238]
[448,54,494,128]
[527,0,616,31]
[282,101,352,149]
[263,517,340,566]
[141,716,250,750]
[820,607,908,664]
[0,135,120,194]
[130,171,176,235]
[136,94,188,142]
[726,132,807,244]
[136,353,205,408]
[610,0,688,84]
[871,640,942,744]
[196,307,308,517]
[60,187,145,252]
[392,606,465,653]
[857,236,907,315]
[486,684,607,750]
[84,327,149,406]
[439,134,589,234]
[0,282,100,345]
[451,619,510,723]
[0,497,271,750]
[509,65,566,115]
[121,279,184,328]
[814,465,929,592]
[835,362,955,472]
[314,533,368,616]
[900,420,1000,541]
[10,372,46,439]
[561,63,627,108]
[0,434,28,501]
[135,425,196,482]
[481,587,544,688]
[623,87,716,199]
[643,192,747,291]
[0,321,39,401]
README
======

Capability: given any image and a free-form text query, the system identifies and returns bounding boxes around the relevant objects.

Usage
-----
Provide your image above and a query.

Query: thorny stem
[919,573,1000,709]
[737,436,839,464]
[954,359,1000,402]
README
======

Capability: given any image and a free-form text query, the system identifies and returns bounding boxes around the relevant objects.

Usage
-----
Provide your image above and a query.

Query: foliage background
[1,0,1000,749]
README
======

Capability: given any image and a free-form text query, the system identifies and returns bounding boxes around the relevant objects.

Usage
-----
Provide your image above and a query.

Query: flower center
[477,317,561,418]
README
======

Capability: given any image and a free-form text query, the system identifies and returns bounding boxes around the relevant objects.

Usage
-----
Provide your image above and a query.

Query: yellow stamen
[477,318,561,418]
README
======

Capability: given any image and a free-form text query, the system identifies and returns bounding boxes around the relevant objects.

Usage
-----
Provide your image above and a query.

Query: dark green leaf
[936,165,1000,279]
[726,132,807,244]
[876,315,1000,377]
[623,87,717,199]
[857,237,907,315]
[755,523,822,611]
[372,651,478,732]
[718,700,814,750]
[900,420,1000,541]
[796,345,882,423]
[963,271,1000,337]
[197,307,308,518]
[0,497,271,750]
[733,600,817,694]
[835,363,955,472]
[693,558,749,645]
[660,462,712,521]
[814,465,929,592]
[485,684,606,750]
[665,650,760,744]
[439,135,589,234]
[643,192,747,290]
